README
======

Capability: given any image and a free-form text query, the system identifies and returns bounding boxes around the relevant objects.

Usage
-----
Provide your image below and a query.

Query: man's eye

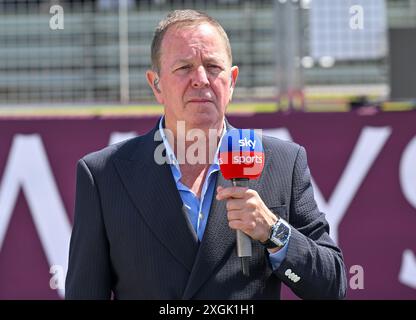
[177,65,190,71]
[207,65,223,73]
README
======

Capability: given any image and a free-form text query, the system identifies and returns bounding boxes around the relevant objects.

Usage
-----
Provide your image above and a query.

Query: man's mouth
[187,99,213,103]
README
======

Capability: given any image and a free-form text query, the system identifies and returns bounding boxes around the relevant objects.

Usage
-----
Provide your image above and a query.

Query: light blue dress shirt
[158,117,288,271]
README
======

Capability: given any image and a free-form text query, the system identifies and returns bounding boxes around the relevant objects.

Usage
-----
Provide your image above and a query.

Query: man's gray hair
[150,9,232,74]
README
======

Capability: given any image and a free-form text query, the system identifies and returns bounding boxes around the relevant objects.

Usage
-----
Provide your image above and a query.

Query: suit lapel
[182,171,234,299]
[113,125,198,272]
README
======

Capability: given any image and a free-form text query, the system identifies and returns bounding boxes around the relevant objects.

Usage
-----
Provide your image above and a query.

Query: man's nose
[191,66,209,88]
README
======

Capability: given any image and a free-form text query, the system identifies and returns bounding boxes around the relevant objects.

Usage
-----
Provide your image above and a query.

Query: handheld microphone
[218,128,265,276]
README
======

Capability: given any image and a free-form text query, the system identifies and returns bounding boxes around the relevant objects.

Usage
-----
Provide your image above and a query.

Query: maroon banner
[0,112,415,299]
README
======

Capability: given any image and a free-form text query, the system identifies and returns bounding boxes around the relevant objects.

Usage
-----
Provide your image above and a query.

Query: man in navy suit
[65,9,347,299]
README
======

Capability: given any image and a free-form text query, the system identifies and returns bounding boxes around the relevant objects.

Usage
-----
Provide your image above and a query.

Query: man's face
[147,23,238,133]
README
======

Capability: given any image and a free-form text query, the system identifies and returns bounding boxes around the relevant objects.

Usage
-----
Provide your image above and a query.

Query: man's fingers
[225,198,246,211]
[216,186,248,200]
[227,209,242,221]
[228,219,256,233]
[228,219,244,231]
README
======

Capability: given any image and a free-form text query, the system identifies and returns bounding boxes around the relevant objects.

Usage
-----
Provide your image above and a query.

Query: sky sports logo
[219,129,264,180]
[218,154,263,165]
[238,138,257,148]
[219,129,264,166]
[233,154,262,164]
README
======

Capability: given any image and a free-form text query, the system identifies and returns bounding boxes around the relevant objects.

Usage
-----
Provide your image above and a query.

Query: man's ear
[146,70,163,104]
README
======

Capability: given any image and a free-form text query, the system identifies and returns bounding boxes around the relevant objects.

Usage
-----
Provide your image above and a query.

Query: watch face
[261,219,291,249]
[271,221,290,247]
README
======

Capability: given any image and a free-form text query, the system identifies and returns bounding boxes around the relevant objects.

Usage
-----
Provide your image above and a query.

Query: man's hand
[216,186,279,245]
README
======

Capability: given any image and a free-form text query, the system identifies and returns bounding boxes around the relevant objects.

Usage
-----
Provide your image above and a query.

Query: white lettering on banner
[399,137,416,289]
[264,127,392,244]
[400,136,416,209]
[109,132,137,145]
[0,135,71,298]
[321,127,392,243]
[399,250,416,289]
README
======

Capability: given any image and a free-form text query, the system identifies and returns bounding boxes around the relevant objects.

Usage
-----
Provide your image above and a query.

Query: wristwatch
[260,218,291,249]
